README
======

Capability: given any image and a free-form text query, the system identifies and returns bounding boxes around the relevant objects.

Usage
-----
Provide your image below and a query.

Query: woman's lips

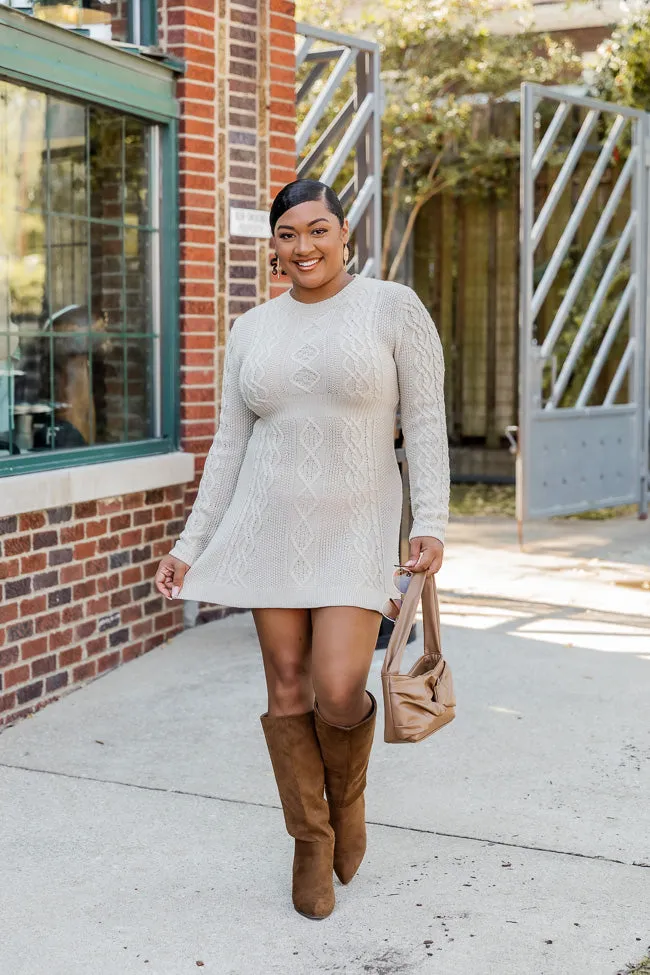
[294,257,322,271]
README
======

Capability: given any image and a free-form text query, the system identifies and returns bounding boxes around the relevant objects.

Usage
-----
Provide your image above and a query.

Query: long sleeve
[393,288,450,544]
[170,319,257,566]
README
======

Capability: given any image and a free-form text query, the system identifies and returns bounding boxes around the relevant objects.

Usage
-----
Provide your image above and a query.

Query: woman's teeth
[296,259,320,269]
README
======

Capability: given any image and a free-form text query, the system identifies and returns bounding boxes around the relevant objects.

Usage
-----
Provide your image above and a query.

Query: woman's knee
[253,608,313,714]
[315,684,368,725]
[265,655,313,714]
[267,655,308,693]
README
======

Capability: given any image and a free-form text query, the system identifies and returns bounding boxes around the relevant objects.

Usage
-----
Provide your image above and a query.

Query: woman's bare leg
[254,607,336,919]
[252,607,314,716]
[310,606,382,726]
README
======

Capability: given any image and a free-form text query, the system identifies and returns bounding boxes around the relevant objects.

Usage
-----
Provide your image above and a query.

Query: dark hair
[269,179,345,235]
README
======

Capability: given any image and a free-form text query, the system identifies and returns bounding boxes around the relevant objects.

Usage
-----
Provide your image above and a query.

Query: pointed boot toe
[330,796,366,884]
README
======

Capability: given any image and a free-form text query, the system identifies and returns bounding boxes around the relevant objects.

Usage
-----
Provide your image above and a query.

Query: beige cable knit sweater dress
[170,274,450,613]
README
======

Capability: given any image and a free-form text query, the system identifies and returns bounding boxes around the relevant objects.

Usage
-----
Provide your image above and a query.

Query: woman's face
[271,199,349,288]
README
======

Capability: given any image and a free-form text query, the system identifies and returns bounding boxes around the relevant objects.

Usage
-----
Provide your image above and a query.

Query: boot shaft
[260,710,333,843]
[314,692,377,808]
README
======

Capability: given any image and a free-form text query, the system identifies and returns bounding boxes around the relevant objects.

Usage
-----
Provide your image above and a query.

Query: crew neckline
[285,273,362,312]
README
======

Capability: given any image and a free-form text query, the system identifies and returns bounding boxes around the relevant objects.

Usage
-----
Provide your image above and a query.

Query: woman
[154,178,450,920]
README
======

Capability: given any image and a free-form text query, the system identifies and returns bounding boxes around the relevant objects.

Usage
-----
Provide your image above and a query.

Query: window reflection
[29,0,131,44]
[0,81,159,462]
[49,99,87,216]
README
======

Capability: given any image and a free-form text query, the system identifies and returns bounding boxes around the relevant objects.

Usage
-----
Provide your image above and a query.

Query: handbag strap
[381,571,443,676]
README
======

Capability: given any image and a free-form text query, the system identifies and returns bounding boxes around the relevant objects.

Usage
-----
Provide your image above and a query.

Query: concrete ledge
[0,451,195,518]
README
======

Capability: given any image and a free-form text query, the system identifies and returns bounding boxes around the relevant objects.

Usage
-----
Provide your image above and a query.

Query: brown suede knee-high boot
[314,691,377,885]
[260,710,335,919]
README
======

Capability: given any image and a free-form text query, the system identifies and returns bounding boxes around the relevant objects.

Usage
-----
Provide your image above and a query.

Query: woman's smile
[294,257,323,270]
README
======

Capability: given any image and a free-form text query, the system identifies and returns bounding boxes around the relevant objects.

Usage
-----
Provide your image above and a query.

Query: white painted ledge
[0,451,195,518]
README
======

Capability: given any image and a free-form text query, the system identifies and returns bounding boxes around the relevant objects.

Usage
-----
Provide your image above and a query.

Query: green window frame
[0,7,180,478]
[131,0,159,47]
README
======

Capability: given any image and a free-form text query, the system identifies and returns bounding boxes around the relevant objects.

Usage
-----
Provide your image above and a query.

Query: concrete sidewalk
[1,516,649,975]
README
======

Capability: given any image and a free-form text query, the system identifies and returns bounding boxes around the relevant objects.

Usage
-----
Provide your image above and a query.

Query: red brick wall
[0,490,185,725]
[0,0,298,726]
[269,0,297,300]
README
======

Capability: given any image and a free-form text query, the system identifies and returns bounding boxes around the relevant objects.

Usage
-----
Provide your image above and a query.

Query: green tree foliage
[296,0,581,278]
[590,5,650,109]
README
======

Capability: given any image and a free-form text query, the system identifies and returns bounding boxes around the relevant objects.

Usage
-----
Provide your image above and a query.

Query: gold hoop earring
[343,243,350,264]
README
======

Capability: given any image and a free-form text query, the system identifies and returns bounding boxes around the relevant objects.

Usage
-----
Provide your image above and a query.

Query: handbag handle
[381,571,443,676]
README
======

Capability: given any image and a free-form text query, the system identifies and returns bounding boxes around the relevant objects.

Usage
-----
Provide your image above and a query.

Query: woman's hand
[404,536,444,577]
[155,554,190,600]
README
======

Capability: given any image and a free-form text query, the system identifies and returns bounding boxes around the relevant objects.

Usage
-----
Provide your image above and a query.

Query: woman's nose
[294,235,314,254]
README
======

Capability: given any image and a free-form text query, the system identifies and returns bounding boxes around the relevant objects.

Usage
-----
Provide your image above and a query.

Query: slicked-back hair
[269,179,344,235]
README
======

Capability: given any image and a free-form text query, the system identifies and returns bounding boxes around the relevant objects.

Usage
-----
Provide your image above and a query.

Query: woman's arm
[393,288,450,546]
[169,318,257,567]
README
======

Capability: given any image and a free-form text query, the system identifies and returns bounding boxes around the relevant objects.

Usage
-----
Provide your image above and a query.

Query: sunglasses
[381,564,413,621]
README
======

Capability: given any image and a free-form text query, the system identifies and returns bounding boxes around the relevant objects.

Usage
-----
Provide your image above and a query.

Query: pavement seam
[2,760,649,870]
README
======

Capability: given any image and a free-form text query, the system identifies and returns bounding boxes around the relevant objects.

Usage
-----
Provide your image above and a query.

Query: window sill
[0,451,195,519]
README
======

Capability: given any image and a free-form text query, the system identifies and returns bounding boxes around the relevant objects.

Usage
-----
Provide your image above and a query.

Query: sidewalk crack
[1,760,648,869]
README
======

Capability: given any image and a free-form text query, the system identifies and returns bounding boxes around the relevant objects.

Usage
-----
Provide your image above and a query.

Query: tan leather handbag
[381,570,455,743]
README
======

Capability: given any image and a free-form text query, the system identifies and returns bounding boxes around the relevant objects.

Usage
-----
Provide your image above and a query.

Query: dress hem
[175,581,396,614]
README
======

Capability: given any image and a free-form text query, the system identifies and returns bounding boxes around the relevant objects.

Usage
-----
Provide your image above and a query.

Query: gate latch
[505,425,519,455]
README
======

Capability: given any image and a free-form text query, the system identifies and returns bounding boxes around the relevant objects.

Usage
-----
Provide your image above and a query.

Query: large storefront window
[0,0,156,45]
[0,80,162,462]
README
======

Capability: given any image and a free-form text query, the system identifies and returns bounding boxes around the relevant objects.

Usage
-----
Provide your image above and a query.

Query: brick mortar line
[179,133,218,143]
[168,24,216,36]
[2,521,179,542]
[228,58,260,69]
[4,596,154,631]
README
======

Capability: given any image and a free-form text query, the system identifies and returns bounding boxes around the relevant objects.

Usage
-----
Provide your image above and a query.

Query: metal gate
[295,22,382,278]
[518,82,649,521]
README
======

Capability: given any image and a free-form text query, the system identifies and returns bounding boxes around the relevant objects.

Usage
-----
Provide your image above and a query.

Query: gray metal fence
[517,82,649,522]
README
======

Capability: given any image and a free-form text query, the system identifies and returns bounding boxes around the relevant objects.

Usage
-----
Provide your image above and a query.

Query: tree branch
[387,166,449,281]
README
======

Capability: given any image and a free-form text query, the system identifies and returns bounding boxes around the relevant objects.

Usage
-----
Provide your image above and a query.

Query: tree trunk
[381,155,406,278]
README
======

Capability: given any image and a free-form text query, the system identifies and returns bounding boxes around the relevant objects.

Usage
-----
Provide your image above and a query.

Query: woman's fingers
[170,560,188,599]
[404,540,423,571]
[155,556,189,600]
[405,537,444,575]
[155,560,174,599]
[425,549,444,577]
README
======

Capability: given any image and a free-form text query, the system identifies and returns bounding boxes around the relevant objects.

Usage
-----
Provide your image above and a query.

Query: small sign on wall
[230,207,272,238]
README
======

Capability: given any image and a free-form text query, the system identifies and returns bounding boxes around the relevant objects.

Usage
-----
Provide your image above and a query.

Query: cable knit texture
[170,274,450,612]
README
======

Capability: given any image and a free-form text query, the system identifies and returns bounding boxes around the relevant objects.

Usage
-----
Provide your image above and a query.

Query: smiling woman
[269,178,353,303]
[156,177,451,922]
